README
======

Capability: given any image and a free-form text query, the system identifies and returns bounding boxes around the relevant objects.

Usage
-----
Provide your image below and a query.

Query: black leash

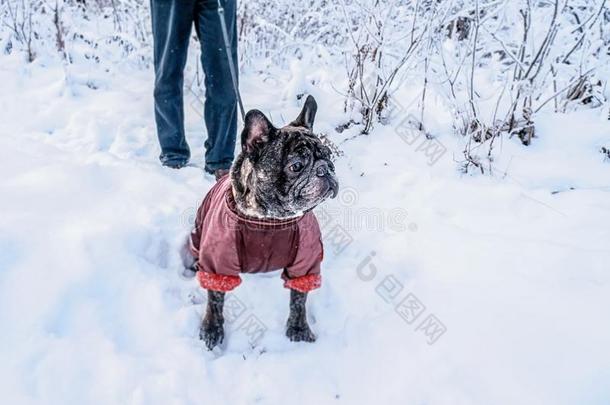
[216,0,246,121]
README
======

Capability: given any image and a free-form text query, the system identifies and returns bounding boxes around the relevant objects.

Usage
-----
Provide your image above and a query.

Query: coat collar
[221,176,305,229]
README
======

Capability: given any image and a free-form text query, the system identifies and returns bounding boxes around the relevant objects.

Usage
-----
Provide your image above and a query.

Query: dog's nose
[316,165,327,177]
[315,161,333,177]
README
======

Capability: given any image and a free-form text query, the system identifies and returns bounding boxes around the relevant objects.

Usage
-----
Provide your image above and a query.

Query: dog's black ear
[241,109,275,154]
[290,95,317,130]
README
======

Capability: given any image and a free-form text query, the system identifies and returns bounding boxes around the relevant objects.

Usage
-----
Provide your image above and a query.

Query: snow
[1,47,610,405]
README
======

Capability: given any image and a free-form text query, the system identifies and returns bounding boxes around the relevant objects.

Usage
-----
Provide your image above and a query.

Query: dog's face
[230,96,339,219]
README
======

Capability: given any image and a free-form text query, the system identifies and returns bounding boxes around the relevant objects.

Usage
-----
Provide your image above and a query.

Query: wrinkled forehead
[276,126,330,159]
[280,126,319,146]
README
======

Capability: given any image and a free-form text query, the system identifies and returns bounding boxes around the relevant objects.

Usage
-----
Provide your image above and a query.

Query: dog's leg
[286,289,316,342]
[200,290,225,350]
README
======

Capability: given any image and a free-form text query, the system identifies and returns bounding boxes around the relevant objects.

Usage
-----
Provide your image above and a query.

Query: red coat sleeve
[193,178,242,291]
[283,213,323,292]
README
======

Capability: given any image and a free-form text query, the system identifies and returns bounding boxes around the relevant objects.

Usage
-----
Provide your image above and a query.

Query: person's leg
[195,0,238,174]
[151,0,197,167]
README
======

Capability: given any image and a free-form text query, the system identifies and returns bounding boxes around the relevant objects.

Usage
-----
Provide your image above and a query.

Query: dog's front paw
[286,324,316,342]
[200,320,224,350]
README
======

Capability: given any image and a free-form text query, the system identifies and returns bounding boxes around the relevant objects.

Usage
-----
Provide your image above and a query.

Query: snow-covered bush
[237,0,346,63]
[335,0,609,172]
[444,0,610,172]
[0,0,151,66]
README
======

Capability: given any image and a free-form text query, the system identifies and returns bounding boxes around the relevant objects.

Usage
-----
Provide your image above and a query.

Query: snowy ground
[1,50,610,405]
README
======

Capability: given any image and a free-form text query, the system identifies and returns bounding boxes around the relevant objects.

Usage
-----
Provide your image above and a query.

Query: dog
[188,95,339,349]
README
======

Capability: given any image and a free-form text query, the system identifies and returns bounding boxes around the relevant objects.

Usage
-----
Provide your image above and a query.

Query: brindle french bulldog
[192,95,339,349]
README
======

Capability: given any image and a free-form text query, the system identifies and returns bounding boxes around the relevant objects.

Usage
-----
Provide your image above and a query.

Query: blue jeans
[151,0,237,172]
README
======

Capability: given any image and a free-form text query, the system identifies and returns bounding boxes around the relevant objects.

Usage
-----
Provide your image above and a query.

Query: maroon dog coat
[189,175,324,293]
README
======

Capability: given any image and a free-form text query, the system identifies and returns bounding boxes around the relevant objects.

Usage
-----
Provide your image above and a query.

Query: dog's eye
[290,162,304,172]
